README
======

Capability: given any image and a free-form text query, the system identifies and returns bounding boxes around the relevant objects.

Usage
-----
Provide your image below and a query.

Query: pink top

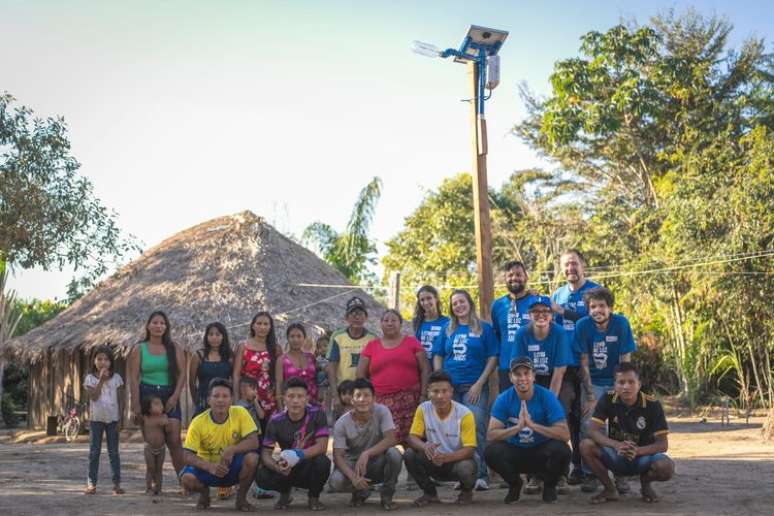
[241,346,277,415]
[281,352,318,401]
[362,336,424,395]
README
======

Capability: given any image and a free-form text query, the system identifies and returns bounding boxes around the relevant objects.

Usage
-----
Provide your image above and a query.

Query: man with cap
[484,357,571,504]
[491,261,542,395]
[326,296,377,412]
[510,295,574,494]
[550,249,602,485]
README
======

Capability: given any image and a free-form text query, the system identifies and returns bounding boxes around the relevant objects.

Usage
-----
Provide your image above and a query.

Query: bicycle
[57,394,86,442]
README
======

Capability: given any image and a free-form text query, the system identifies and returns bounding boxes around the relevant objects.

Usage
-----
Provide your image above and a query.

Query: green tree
[303,177,382,284]
[0,93,140,291]
[514,10,774,404]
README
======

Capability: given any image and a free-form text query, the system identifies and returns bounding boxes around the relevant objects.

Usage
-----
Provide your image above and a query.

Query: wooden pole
[389,271,401,311]
[468,61,494,320]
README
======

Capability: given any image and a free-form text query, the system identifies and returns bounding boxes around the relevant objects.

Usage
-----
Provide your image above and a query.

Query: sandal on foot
[456,490,473,505]
[195,496,211,510]
[413,494,440,507]
[84,485,97,495]
[349,493,367,508]
[274,493,293,510]
[590,491,618,504]
[235,500,255,512]
[641,485,660,503]
[308,498,326,511]
[381,495,397,511]
[112,485,125,495]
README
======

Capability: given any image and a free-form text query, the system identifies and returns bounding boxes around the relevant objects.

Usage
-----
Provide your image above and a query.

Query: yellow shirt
[184,405,258,463]
[409,400,476,454]
[327,327,376,382]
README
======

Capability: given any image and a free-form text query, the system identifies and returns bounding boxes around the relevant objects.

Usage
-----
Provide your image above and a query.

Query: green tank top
[140,342,170,386]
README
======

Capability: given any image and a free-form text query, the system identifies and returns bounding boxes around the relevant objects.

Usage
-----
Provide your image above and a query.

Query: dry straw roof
[3,211,385,363]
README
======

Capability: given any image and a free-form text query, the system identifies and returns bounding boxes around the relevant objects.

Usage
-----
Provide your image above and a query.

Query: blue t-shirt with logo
[551,280,601,366]
[512,323,572,377]
[415,316,450,360]
[491,294,542,371]
[574,313,637,387]
[433,321,498,386]
[491,384,566,448]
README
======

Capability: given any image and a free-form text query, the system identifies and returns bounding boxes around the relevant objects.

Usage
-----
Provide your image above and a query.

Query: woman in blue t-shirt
[412,285,450,360]
[432,289,498,490]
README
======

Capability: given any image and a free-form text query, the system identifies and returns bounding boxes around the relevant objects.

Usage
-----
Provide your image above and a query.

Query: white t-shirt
[83,373,124,423]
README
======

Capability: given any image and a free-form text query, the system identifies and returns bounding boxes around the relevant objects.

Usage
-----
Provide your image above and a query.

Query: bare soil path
[1,416,772,515]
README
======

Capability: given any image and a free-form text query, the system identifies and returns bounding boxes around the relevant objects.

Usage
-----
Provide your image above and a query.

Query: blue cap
[528,296,552,310]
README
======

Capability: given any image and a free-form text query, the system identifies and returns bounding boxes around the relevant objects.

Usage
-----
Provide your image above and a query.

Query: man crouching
[580,363,674,504]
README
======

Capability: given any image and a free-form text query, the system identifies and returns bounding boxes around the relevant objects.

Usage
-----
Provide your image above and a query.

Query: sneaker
[556,476,569,495]
[524,477,542,494]
[567,468,583,485]
[474,479,489,491]
[252,486,275,499]
[542,484,558,503]
[581,476,599,493]
[504,477,523,504]
[615,476,630,494]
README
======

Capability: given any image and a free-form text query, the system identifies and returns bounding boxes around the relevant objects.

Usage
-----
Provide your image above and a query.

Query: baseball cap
[510,356,534,372]
[528,296,552,310]
[345,296,368,316]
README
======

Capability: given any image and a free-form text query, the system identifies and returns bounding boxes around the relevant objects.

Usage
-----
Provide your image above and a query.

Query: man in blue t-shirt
[491,260,541,394]
[550,249,601,484]
[574,287,637,490]
[484,357,571,504]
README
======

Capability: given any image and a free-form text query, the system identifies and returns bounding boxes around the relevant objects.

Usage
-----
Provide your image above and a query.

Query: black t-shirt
[262,404,329,451]
[591,391,668,446]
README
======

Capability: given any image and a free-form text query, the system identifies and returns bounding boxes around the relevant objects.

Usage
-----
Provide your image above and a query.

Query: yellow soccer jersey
[184,405,258,463]
[409,400,476,454]
[326,327,376,382]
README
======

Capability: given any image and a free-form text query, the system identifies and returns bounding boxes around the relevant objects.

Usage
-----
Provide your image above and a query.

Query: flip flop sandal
[84,485,97,495]
[590,492,618,504]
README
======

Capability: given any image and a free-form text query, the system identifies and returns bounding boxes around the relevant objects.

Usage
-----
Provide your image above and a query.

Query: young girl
[141,395,169,495]
[189,322,233,416]
[232,311,279,434]
[83,345,124,495]
[275,323,318,409]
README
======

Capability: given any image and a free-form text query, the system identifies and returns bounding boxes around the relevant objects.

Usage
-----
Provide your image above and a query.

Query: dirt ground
[1,415,773,516]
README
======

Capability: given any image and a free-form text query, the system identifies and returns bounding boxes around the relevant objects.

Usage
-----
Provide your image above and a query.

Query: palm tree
[303,177,382,283]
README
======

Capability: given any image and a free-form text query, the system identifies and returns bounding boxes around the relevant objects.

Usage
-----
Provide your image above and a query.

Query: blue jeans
[88,421,120,486]
[600,447,671,476]
[453,384,488,481]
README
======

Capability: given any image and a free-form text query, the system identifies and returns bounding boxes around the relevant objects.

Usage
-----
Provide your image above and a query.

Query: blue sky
[3,0,773,300]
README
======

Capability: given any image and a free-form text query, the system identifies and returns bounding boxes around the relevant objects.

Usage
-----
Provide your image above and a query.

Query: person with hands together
[580,363,673,505]
[484,357,571,504]
[404,371,478,507]
[328,378,402,511]
[256,376,331,511]
[180,378,260,512]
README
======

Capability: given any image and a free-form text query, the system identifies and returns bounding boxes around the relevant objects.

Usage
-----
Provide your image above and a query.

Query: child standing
[315,335,330,406]
[141,395,169,495]
[235,376,272,500]
[83,345,124,495]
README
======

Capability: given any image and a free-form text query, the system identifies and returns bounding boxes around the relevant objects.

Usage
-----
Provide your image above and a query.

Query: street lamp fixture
[412,25,509,318]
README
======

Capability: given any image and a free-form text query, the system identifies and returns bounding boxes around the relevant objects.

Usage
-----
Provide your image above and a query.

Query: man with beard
[550,249,601,486]
[575,287,637,492]
[484,357,571,504]
[491,261,540,395]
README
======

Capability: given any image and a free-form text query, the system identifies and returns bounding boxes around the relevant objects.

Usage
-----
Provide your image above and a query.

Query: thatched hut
[1,211,386,429]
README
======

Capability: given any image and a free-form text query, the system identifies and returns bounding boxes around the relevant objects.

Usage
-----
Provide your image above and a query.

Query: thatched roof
[3,211,385,363]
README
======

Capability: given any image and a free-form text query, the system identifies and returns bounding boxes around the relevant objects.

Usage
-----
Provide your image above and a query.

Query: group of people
[82,248,674,511]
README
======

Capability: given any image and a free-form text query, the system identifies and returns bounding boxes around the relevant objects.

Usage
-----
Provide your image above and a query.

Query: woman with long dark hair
[232,311,279,433]
[275,322,318,409]
[413,285,449,360]
[128,310,186,475]
[188,322,233,416]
